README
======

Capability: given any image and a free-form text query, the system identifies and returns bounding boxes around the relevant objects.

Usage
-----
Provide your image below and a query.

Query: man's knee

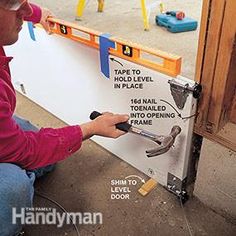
[0,164,35,235]
[0,163,34,206]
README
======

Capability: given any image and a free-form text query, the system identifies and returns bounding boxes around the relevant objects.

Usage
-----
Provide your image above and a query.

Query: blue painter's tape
[27,22,36,41]
[99,33,115,79]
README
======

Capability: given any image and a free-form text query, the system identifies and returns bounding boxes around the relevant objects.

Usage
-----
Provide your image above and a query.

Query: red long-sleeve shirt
[0,4,83,170]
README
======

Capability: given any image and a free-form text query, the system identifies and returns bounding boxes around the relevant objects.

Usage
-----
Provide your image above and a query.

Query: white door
[6,23,199,197]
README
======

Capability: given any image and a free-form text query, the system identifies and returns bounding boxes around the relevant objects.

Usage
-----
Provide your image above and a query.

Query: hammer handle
[90,111,131,132]
[170,126,182,138]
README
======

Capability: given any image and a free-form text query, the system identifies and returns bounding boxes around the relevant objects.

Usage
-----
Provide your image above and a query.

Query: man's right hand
[80,112,129,140]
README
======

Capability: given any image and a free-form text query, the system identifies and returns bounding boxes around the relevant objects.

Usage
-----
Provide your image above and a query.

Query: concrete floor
[14,0,236,235]
[17,93,236,236]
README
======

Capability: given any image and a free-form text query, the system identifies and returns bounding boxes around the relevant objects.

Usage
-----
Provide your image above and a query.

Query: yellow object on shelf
[141,0,149,31]
[97,0,104,12]
[76,0,86,18]
[76,0,164,31]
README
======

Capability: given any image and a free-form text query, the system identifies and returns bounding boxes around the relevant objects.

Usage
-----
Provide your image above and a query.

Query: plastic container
[156,13,198,33]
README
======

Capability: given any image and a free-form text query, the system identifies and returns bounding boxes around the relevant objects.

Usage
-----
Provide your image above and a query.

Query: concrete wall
[194,138,236,223]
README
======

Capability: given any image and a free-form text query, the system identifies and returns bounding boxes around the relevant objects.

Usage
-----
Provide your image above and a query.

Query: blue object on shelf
[155,13,198,33]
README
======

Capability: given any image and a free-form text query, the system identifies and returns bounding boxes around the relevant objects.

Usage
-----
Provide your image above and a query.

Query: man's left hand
[40,7,54,33]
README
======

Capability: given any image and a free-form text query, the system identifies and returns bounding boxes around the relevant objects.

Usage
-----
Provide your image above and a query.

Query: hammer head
[146,126,181,157]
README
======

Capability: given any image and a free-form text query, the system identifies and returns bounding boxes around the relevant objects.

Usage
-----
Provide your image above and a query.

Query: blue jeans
[0,116,53,236]
[0,164,35,236]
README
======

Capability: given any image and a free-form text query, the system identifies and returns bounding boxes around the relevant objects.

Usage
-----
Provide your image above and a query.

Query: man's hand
[40,7,54,33]
[80,112,129,140]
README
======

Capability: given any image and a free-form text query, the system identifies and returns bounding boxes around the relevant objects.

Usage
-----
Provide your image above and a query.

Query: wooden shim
[138,178,157,196]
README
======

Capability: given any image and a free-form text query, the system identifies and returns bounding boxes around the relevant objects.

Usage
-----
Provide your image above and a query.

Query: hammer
[90,111,181,157]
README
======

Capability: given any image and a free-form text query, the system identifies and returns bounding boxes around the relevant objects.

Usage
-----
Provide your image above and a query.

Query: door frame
[195,0,236,151]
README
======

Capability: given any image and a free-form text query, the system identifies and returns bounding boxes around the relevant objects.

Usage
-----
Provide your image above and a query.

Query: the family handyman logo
[12,207,103,227]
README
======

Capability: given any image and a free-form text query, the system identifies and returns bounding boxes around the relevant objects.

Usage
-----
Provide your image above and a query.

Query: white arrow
[125,175,146,183]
